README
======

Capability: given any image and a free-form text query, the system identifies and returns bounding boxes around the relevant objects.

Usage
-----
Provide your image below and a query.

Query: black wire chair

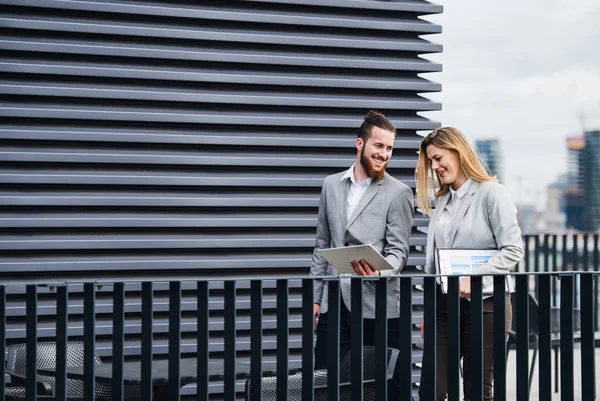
[4,341,140,401]
[245,346,400,401]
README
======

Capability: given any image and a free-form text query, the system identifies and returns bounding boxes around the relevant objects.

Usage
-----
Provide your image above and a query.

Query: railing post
[515,275,529,401]
[112,282,125,401]
[594,234,599,332]
[562,234,568,271]
[538,274,552,401]
[327,279,340,401]
[301,278,314,401]
[83,283,96,401]
[375,277,388,401]
[0,286,4,401]
[492,275,506,401]
[580,273,595,401]
[560,274,575,401]
[141,281,154,401]
[470,276,484,401]
[399,277,413,401]
[524,235,530,273]
[534,235,540,299]
[447,276,460,401]
[422,276,437,401]
[197,281,209,401]
[351,277,364,401]
[55,285,68,401]
[223,280,236,401]
[552,234,558,307]
[544,234,550,273]
[583,233,589,271]
[573,234,579,272]
[276,279,289,401]
[168,281,182,401]
[26,285,37,401]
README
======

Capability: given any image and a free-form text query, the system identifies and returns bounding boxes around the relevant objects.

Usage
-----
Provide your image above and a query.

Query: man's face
[358,126,395,180]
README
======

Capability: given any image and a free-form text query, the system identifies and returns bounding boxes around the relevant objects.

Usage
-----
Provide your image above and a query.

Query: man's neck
[353,162,370,184]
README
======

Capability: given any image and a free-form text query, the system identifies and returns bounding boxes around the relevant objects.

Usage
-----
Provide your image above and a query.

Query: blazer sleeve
[380,185,415,276]
[310,181,331,304]
[480,183,524,287]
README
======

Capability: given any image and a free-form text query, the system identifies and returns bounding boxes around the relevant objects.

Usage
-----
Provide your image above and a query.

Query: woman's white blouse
[434,178,473,272]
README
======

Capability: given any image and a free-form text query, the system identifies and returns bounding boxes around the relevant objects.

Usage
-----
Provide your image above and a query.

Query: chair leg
[528,343,538,392]
[553,345,559,393]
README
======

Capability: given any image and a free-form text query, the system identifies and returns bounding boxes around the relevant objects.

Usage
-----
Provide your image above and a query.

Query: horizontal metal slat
[5,0,442,15]
[0,83,441,110]
[0,194,320,208]
[240,0,443,13]
[0,213,318,228]
[0,172,327,188]
[0,234,318,251]
[0,60,443,91]
[1,0,442,33]
[0,105,440,129]
[0,254,426,273]
[0,16,442,52]
[0,233,426,251]
[0,127,423,149]
[0,39,443,72]
[0,149,419,169]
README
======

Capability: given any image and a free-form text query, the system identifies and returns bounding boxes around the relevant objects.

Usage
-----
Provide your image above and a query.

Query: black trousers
[314,299,410,401]
[418,286,512,401]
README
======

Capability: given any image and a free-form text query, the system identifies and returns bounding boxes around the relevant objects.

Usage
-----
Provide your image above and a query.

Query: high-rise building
[475,139,502,182]
[545,174,567,232]
[583,130,600,232]
[565,136,585,230]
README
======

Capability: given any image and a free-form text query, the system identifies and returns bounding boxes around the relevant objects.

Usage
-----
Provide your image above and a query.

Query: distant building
[517,204,539,234]
[475,139,503,182]
[545,174,567,232]
[565,136,585,230]
[583,130,600,232]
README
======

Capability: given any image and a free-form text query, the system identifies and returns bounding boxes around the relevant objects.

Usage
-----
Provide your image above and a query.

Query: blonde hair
[416,127,498,215]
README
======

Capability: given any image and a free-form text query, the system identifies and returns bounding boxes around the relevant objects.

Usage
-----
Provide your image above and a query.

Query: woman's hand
[459,276,471,298]
[420,317,425,338]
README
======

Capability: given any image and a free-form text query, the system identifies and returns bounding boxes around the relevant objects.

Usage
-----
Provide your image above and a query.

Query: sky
[421,0,600,209]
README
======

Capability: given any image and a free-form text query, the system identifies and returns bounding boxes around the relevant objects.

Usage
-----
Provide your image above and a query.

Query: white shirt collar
[449,177,472,199]
[341,164,372,186]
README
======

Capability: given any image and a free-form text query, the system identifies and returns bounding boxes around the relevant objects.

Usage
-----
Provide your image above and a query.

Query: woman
[416,127,524,400]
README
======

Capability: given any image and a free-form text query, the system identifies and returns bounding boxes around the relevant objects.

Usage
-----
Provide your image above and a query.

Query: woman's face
[425,144,468,189]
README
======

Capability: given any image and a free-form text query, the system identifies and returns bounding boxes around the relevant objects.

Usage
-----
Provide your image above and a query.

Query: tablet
[318,244,394,274]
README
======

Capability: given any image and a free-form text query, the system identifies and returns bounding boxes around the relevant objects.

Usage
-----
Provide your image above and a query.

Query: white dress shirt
[341,164,372,221]
[434,178,472,273]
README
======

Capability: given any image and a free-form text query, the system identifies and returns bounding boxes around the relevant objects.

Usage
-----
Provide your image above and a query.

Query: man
[310,110,415,399]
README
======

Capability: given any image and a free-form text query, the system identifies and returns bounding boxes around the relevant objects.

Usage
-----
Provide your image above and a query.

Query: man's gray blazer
[424,180,524,288]
[310,171,414,319]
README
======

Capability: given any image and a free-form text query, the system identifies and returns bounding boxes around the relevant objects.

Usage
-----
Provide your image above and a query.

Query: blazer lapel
[339,178,350,229]
[345,177,383,229]
[448,180,480,246]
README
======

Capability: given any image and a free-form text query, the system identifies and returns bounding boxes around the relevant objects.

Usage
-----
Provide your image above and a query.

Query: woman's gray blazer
[424,180,524,288]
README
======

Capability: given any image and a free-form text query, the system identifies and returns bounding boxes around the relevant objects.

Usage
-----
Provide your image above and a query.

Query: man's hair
[357,110,396,141]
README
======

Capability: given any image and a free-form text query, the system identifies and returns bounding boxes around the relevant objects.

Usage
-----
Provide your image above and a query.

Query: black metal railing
[521,233,600,331]
[0,270,597,401]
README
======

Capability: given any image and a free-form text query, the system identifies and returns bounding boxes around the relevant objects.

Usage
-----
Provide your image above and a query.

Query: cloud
[419,0,600,208]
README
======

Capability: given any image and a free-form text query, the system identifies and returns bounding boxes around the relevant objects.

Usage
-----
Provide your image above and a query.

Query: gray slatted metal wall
[0,0,441,398]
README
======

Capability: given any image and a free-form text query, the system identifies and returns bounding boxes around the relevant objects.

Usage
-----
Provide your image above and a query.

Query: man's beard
[360,146,387,181]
